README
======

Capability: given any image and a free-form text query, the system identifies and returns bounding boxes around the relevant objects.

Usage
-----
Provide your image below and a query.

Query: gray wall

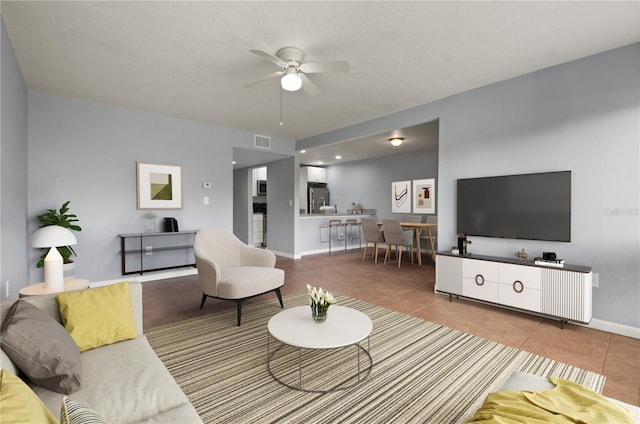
[26,92,295,284]
[232,167,251,244]
[1,19,29,300]
[437,44,639,328]
[266,157,297,255]
[327,148,438,219]
[299,43,640,328]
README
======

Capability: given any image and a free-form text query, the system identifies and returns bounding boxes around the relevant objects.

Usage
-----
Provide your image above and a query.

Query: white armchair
[194,229,284,326]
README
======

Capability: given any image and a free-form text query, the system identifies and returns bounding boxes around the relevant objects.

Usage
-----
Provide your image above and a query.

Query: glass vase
[310,301,329,323]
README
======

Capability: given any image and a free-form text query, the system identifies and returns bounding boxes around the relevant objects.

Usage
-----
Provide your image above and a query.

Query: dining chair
[382,218,414,268]
[361,217,384,263]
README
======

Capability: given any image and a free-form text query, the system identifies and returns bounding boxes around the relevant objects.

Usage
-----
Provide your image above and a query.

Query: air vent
[254,134,271,150]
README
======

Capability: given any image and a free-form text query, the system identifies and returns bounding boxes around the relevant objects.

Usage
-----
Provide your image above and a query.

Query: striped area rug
[146,293,605,423]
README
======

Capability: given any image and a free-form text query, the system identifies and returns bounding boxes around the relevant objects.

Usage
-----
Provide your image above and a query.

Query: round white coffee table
[267,305,373,393]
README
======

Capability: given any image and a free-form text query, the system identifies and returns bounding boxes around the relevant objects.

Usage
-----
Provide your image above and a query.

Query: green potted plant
[36,201,82,272]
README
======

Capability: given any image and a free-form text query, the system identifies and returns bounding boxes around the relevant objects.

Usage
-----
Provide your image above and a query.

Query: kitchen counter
[301,213,367,218]
[300,208,377,218]
[298,214,371,255]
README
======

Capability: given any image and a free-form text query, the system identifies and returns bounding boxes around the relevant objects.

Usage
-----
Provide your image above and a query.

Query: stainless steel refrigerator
[308,187,330,214]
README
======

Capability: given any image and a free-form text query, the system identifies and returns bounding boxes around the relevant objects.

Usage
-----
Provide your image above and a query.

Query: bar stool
[328,219,342,255]
[344,218,361,251]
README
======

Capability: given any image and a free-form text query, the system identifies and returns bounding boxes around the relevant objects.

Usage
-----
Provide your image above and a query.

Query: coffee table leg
[357,343,361,382]
[298,348,302,389]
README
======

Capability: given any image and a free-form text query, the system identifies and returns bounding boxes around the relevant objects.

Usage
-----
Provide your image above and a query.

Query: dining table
[377,221,437,266]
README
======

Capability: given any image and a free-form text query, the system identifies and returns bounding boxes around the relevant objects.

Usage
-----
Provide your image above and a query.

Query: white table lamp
[29,226,78,289]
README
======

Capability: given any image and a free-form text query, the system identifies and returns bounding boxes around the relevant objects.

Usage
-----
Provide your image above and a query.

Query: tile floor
[142,250,640,406]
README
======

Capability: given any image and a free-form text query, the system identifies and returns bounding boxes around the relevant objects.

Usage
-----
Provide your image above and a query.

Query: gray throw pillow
[1,299,82,394]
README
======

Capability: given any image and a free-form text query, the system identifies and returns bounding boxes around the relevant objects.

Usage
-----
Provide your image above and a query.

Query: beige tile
[601,362,640,406]
[143,250,640,407]
[606,334,640,369]
[464,308,543,349]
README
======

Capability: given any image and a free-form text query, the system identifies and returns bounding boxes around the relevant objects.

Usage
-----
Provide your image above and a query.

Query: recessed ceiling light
[317,161,324,165]
[300,150,306,154]
[389,137,404,147]
[232,161,236,164]
[335,155,342,160]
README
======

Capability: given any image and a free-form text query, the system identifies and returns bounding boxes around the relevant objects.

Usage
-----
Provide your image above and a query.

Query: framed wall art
[391,180,411,213]
[412,178,435,214]
[137,162,183,209]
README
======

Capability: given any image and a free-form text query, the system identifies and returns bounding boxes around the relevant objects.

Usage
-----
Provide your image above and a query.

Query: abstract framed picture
[391,180,411,213]
[412,178,435,214]
[137,162,183,209]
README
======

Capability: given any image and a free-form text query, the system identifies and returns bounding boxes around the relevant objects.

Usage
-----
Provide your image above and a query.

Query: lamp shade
[29,226,78,248]
[281,68,302,91]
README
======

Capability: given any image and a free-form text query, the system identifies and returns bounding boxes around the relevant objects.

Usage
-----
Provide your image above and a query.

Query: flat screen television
[457,171,571,242]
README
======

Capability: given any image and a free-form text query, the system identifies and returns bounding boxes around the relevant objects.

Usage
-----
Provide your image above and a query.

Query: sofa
[0,281,202,423]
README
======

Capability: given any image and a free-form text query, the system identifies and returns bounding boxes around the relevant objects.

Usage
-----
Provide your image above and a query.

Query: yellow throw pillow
[56,281,137,352]
[0,369,59,424]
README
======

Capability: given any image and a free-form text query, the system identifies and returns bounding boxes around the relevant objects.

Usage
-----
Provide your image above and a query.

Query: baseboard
[91,268,198,288]
[267,249,301,259]
[581,318,640,339]
[299,243,364,257]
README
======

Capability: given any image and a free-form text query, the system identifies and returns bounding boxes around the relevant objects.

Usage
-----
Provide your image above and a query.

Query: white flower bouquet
[307,284,336,323]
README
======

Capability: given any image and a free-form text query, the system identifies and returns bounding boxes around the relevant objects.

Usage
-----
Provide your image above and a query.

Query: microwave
[257,180,267,195]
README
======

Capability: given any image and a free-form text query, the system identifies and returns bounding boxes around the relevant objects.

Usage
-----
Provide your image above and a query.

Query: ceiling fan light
[389,137,404,147]
[281,69,302,91]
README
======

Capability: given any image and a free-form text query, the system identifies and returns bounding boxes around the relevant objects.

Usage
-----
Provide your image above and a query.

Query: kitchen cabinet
[302,166,327,183]
[253,214,264,246]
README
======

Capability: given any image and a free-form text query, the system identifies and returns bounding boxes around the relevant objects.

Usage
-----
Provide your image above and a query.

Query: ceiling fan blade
[249,49,286,67]
[299,73,320,96]
[300,61,350,74]
[243,71,283,88]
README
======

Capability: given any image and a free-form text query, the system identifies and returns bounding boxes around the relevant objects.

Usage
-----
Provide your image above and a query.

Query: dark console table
[119,231,197,275]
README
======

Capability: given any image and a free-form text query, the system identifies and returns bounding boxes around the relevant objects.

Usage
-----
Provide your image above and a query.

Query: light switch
[203,196,210,205]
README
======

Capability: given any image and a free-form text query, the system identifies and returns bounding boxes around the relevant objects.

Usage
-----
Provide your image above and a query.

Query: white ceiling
[2,1,638,167]
[298,119,439,167]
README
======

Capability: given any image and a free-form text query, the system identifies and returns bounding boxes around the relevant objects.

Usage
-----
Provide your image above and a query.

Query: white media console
[435,252,592,327]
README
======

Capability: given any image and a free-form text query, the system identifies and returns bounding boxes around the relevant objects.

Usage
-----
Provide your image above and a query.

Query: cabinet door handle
[513,280,524,293]
[475,274,485,286]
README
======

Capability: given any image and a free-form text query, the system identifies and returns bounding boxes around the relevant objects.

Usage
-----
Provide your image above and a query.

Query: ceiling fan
[244,47,349,96]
